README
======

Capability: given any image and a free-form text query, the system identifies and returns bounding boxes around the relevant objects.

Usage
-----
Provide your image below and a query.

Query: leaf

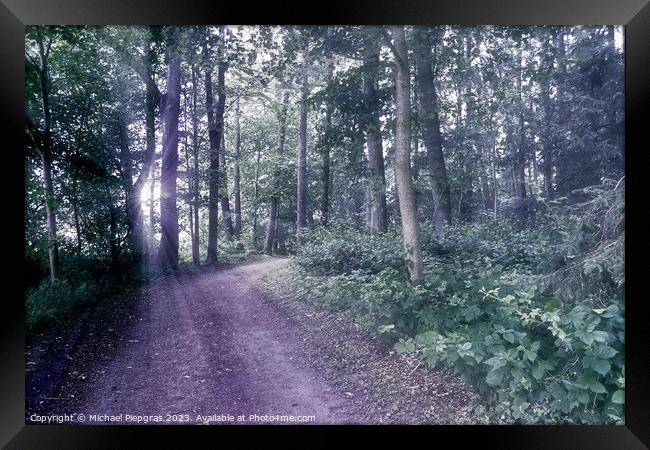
[611,390,625,404]
[576,390,590,404]
[377,324,395,334]
[592,330,610,343]
[425,353,439,366]
[462,305,482,321]
[524,350,537,362]
[459,342,472,351]
[593,344,618,359]
[485,368,504,386]
[532,363,545,380]
[585,357,611,376]
[394,339,415,353]
[484,356,506,370]
[575,329,594,345]
[586,379,607,394]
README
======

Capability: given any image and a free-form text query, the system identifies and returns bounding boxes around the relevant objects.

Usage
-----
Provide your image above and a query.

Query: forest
[25,25,624,425]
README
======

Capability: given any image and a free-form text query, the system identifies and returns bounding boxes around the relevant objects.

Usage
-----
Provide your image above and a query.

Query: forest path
[30,255,476,424]
[70,256,361,424]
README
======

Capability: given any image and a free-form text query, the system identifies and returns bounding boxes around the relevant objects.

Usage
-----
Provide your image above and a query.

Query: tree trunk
[554,30,571,197]
[320,66,333,227]
[148,163,155,269]
[264,91,290,254]
[513,36,527,200]
[204,34,226,264]
[157,29,181,271]
[182,89,195,262]
[36,31,60,281]
[142,33,158,271]
[108,200,120,275]
[296,59,309,245]
[118,112,144,266]
[190,66,201,265]
[252,145,262,247]
[541,50,554,200]
[363,41,388,233]
[413,27,451,233]
[219,132,235,240]
[392,26,424,285]
[233,96,242,237]
[71,171,82,254]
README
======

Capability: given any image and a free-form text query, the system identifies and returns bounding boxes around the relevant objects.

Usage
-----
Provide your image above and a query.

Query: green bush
[393,270,624,424]
[295,226,404,276]
[26,278,98,332]
[282,182,624,424]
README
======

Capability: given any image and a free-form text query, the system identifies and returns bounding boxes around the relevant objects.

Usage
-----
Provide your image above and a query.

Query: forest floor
[26,256,476,425]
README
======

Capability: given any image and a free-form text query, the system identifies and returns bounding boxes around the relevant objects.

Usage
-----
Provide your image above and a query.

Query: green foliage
[394,283,624,424]
[294,225,404,276]
[26,278,98,332]
[284,183,624,424]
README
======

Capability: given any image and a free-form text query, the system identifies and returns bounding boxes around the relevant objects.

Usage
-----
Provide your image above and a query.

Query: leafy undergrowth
[282,181,624,424]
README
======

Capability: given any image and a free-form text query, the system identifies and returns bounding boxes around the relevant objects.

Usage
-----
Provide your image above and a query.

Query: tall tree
[264,90,290,255]
[540,29,555,200]
[512,31,528,200]
[219,131,235,240]
[413,27,451,232]
[31,28,60,281]
[109,27,162,270]
[362,39,388,233]
[204,28,227,264]
[157,28,182,271]
[319,65,333,227]
[391,26,424,285]
[190,65,201,265]
[296,54,309,245]
[233,95,243,237]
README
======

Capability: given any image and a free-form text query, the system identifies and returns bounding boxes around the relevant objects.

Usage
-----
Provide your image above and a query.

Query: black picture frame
[1,0,648,447]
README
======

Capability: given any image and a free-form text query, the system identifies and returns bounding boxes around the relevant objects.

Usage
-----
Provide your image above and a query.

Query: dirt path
[27,256,476,425]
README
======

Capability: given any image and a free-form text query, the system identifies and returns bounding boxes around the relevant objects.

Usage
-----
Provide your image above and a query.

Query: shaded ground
[26,256,476,425]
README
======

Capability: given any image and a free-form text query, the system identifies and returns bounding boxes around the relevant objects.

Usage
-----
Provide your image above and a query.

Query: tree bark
[541,37,555,200]
[413,27,451,233]
[204,32,226,264]
[252,145,262,247]
[233,96,242,237]
[190,66,201,265]
[362,41,388,233]
[36,31,60,281]
[71,169,82,254]
[513,35,527,200]
[554,29,571,197]
[157,28,181,271]
[392,26,424,285]
[296,58,309,245]
[264,91,290,255]
[219,132,235,240]
[320,66,333,227]
[182,89,195,263]
[141,32,158,270]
